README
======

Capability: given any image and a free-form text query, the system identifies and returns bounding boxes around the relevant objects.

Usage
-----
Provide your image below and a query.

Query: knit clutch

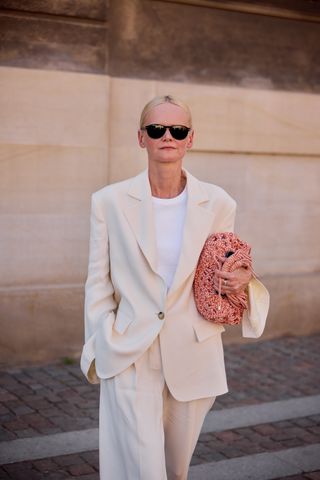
[193,232,253,325]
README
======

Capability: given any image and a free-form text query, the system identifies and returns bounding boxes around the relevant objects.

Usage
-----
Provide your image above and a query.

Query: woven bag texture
[193,232,252,325]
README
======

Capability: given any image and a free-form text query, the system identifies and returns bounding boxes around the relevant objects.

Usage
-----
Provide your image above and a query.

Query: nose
[162,127,173,140]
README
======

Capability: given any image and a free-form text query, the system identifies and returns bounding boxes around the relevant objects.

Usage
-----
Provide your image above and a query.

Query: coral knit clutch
[193,232,253,325]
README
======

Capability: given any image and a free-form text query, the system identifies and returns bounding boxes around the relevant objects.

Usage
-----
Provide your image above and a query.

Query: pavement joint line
[203,393,320,433]
[188,443,320,480]
[1,394,320,465]
[0,428,98,465]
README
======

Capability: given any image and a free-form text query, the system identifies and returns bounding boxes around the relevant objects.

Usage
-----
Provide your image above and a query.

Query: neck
[148,163,186,199]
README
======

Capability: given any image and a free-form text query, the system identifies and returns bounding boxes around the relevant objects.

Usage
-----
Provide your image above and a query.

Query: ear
[138,129,145,148]
[186,129,194,149]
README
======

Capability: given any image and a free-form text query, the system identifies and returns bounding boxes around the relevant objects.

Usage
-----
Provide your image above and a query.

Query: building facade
[1,0,319,364]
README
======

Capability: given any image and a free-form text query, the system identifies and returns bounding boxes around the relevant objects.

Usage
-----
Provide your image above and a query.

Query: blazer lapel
[122,169,217,293]
[123,170,158,275]
[168,170,214,297]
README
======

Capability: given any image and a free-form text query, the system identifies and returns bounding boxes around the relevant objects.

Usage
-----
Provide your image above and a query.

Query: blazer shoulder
[200,180,237,210]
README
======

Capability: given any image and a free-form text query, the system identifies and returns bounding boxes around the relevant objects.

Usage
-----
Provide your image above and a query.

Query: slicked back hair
[139,95,192,129]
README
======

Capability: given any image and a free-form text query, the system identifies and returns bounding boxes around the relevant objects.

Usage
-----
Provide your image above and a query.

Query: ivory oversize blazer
[80,169,270,401]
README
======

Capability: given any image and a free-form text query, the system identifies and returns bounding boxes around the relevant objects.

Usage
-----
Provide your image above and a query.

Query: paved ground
[0,333,319,479]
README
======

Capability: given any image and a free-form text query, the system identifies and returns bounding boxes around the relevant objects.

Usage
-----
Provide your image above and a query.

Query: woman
[81,95,269,480]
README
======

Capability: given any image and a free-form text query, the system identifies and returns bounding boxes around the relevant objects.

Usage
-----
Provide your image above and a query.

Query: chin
[157,155,180,163]
[159,151,180,160]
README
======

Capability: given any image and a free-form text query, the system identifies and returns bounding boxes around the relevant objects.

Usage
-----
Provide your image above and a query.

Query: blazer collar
[126,168,209,204]
[123,169,214,295]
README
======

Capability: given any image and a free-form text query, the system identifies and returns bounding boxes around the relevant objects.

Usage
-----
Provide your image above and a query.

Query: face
[138,102,194,165]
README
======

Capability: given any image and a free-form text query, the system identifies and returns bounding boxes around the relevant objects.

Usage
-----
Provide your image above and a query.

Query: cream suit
[80,168,270,399]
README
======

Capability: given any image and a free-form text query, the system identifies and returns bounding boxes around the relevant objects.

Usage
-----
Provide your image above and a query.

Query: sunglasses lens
[144,124,190,140]
[170,126,189,140]
[145,124,166,139]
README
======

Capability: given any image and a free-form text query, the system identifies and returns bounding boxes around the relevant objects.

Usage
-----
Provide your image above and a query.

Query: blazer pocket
[193,320,225,342]
[113,310,134,335]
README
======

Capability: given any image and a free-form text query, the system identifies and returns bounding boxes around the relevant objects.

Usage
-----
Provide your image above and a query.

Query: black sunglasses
[142,124,191,140]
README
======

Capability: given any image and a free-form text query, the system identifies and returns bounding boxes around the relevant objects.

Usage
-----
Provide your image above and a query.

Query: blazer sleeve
[242,278,270,338]
[219,197,270,338]
[80,193,117,383]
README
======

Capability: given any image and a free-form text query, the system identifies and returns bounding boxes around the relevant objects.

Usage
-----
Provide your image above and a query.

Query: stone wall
[1,0,319,90]
[0,0,319,364]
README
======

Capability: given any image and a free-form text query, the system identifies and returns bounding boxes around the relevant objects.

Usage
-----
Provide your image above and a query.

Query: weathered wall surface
[1,68,319,363]
[1,0,319,91]
[0,68,110,364]
[1,0,319,364]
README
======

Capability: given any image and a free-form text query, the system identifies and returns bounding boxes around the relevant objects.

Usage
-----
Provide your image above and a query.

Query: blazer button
[158,311,165,320]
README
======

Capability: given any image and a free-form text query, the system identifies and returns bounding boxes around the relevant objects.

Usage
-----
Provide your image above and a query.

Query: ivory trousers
[99,337,215,480]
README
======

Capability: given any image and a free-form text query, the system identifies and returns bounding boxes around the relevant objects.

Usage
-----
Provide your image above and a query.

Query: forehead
[144,103,190,126]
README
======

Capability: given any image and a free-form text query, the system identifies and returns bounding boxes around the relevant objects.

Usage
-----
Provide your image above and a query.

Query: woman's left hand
[213,260,252,296]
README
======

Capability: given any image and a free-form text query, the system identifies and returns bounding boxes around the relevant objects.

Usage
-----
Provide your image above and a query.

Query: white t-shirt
[152,187,188,289]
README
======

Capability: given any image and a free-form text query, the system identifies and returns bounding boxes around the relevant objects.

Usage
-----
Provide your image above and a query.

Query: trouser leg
[163,386,215,480]
[99,341,167,480]
[99,364,140,479]
[99,336,215,480]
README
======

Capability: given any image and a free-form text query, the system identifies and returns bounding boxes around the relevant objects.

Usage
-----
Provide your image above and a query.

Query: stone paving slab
[1,405,319,476]
[216,333,320,410]
[0,450,99,479]
[203,395,320,433]
[0,429,98,465]
[0,334,319,442]
[277,473,320,480]
[2,395,319,465]
[188,444,320,480]
[0,334,319,479]
[1,448,319,479]
[192,414,320,465]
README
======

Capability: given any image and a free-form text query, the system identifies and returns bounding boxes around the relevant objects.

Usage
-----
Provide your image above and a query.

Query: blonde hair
[139,95,192,129]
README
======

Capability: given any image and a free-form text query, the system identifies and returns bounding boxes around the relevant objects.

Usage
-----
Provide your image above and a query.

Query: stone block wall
[0,0,319,364]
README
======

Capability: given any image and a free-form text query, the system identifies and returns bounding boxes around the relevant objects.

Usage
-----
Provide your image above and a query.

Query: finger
[214,279,244,293]
[214,280,234,293]
[215,270,233,279]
